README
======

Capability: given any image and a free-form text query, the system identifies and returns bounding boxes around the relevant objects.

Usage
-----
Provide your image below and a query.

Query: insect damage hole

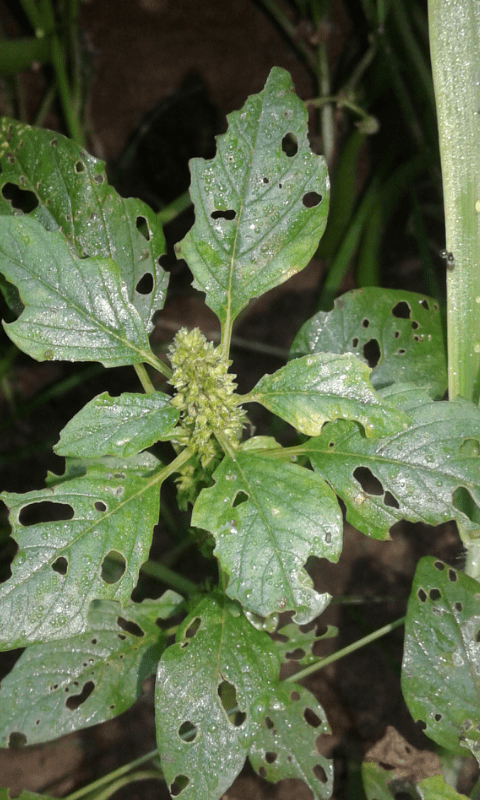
[281,132,298,156]
[392,301,411,319]
[211,209,236,220]
[51,556,68,575]
[8,732,27,748]
[303,191,322,208]
[135,272,154,295]
[100,550,126,584]
[313,764,328,783]
[19,501,74,526]
[2,182,39,212]
[117,616,144,637]
[170,775,189,796]
[353,467,384,496]
[218,680,246,726]
[65,681,95,710]
[178,721,198,741]
[362,338,381,368]
[304,707,322,728]
[136,215,151,240]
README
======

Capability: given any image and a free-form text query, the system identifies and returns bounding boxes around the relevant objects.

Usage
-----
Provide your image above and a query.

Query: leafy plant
[0,53,479,800]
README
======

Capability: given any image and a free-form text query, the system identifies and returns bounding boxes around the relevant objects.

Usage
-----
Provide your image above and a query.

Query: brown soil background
[0,1,477,798]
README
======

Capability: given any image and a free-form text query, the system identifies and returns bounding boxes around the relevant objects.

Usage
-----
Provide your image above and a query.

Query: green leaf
[292,287,447,399]
[361,762,396,800]
[0,217,157,367]
[0,593,182,747]
[302,385,480,540]
[248,683,333,799]
[417,775,469,800]
[402,557,480,757]
[176,67,329,332]
[0,118,168,331]
[247,353,409,438]
[0,455,163,648]
[275,621,338,668]
[155,593,281,800]
[55,391,179,458]
[0,792,56,800]
[192,441,342,623]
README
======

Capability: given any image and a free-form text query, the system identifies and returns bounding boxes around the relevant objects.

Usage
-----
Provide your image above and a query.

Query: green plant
[0,53,479,800]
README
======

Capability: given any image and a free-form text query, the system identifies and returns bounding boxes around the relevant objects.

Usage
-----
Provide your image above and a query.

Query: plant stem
[286,616,405,682]
[86,769,162,800]
[429,0,480,405]
[134,363,155,393]
[157,191,192,225]
[64,750,160,800]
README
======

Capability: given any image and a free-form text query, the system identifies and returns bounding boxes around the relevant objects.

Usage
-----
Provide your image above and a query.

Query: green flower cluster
[168,327,246,467]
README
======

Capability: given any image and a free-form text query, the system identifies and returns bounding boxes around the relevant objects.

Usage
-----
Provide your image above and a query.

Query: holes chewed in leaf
[74,160,85,173]
[136,216,150,240]
[304,707,322,727]
[448,568,458,582]
[429,588,441,601]
[51,556,68,575]
[303,191,322,208]
[392,301,411,319]
[281,132,298,156]
[135,272,154,295]
[416,719,427,730]
[417,588,427,602]
[434,561,445,571]
[313,764,328,783]
[170,775,189,796]
[290,690,300,701]
[218,680,246,726]
[384,491,400,509]
[2,182,39,213]
[211,209,236,220]
[185,617,201,639]
[178,720,198,741]
[352,337,359,348]
[117,616,144,637]
[363,338,381,368]
[265,751,277,763]
[361,318,370,328]
[8,732,27,748]
[354,467,384,496]
[19,501,74,526]
[232,491,248,507]
[454,602,463,612]
[420,299,430,310]
[65,681,94,710]
[100,550,126,584]
[94,501,107,512]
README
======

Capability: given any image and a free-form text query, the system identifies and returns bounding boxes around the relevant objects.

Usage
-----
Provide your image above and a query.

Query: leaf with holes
[55,391,179,459]
[402,557,480,758]
[275,621,338,668]
[155,592,281,800]
[176,67,329,332]
[0,454,163,648]
[301,384,480,540]
[0,593,182,747]
[417,775,470,800]
[0,117,168,330]
[248,684,333,798]
[192,439,342,623]
[0,216,158,367]
[291,287,447,399]
[246,353,409,438]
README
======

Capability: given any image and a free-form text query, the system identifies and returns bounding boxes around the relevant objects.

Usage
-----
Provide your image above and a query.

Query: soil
[0,1,477,798]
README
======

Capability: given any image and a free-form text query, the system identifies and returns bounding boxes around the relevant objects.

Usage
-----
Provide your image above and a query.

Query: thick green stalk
[429,0,480,404]
[429,0,480,577]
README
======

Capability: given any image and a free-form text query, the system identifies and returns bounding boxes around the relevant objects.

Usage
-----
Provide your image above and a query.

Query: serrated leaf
[155,593,281,800]
[0,456,163,648]
[302,386,480,539]
[247,353,409,438]
[177,67,329,330]
[0,217,157,367]
[192,444,342,623]
[402,557,480,757]
[248,683,333,798]
[55,391,179,458]
[0,593,182,747]
[417,775,469,800]
[0,117,168,330]
[291,287,447,399]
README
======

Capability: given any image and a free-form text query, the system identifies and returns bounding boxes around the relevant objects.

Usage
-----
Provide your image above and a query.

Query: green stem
[428,0,480,405]
[64,750,160,800]
[256,0,317,74]
[138,558,198,597]
[285,616,405,682]
[157,191,192,225]
[86,770,161,800]
[134,363,155,393]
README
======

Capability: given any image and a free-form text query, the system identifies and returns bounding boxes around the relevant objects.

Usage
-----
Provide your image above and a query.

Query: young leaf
[246,353,409,438]
[0,117,168,331]
[155,593,281,800]
[55,391,179,459]
[417,775,469,800]
[0,217,157,367]
[0,594,182,747]
[291,287,447,398]
[302,386,480,540]
[248,683,332,799]
[275,621,338,668]
[402,557,480,758]
[361,762,397,800]
[176,67,329,333]
[0,455,163,648]
[192,442,342,623]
